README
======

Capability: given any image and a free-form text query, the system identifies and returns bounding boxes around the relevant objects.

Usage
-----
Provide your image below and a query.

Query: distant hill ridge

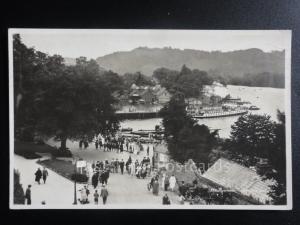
[64,47,285,77]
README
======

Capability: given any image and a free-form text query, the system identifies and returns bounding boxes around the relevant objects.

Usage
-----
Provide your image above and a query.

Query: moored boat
[192,109,248,119]
[121,127,133,132]
[249,105,260,110]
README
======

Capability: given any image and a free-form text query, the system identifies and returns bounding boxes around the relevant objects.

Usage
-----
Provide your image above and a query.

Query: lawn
[38,158,88,183]
[38,158,75,180]
[14,141,57,159]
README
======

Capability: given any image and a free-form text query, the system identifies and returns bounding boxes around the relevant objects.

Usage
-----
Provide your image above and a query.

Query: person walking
[130,162,136,176]
[79,188,88,204]
[119,159,125,175]
[103,169,109,185]
[169,174,176,192]
[99,170,105,185]
[152,179,159,195]
[94,190,99,205]
[115,159,119,173]
[79,140,83,149]
[92,172,99,189]
[35,168,42,185]
[84,140,89,149]
[42,167,48,184]
[25,185,31,205]
[110,159,115,173]
[164,175,170,191]
[161,174,166,190]
[100,184,109,205]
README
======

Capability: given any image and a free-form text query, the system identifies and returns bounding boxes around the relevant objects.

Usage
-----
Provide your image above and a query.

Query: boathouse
[202,158,274,204]
[156,87,171,104]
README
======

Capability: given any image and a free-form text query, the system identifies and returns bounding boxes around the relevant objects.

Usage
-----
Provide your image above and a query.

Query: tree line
[153,65,214,98]
[153,66,284,98]
[224,72,284,88]
[14,34,119,150]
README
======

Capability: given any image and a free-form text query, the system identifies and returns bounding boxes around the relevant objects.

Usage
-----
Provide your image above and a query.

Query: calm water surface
[120,85,285,138]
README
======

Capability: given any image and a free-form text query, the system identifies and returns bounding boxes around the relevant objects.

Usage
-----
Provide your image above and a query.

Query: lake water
[120,85,285,138]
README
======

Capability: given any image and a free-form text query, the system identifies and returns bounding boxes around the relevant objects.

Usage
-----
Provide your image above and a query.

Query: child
[94,190,99,204]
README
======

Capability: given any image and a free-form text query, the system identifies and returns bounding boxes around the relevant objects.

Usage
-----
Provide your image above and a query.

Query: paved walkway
[14,155,74,206]
[13,139,180,207]
[47,138,155,164]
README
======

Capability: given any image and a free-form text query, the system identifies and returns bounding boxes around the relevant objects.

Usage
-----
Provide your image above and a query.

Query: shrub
[71,173,88,183]
[14,169,25,204]
[51,148,73,158]
[16,150,41,159]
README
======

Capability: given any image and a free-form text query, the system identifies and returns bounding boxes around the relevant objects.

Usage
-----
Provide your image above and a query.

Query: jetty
[116,111,160,119]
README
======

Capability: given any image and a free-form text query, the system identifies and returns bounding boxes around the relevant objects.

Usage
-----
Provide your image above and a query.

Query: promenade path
[13,139,180,207]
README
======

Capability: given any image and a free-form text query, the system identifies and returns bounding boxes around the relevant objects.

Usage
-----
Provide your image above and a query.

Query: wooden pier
[116,111,160,119]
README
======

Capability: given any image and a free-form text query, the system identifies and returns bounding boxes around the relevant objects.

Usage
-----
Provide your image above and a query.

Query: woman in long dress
[80,189,88,204]
[152,179,159,195]
[130,163,136,176]
[161,174,166,190]
[169,175,176,191]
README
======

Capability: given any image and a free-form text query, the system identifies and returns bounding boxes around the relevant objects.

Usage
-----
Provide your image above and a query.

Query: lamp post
[73,157,77,205]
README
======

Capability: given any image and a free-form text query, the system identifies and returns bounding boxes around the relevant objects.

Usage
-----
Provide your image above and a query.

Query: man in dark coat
[100,185,109,205]
[114,159,119,173]
[92,172,99,189]
[100,170,105,185]
[42,167,48,184]
[119,159,125,174]
[35,168,42,184]
[25,185,31,205]
[104,169,110,185]
[152,179,159,195]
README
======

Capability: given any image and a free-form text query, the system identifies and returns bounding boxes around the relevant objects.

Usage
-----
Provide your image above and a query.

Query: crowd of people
[79,135,154,156]
[147,173,178,205]
[25,132,223,206]
[78,184,109,205]
[77,155,154,205]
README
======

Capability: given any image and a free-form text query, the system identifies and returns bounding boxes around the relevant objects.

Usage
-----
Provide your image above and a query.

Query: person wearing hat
[25,185,31,205]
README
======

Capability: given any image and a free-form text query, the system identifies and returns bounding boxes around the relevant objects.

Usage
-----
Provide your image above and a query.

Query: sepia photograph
[9,29,292,209]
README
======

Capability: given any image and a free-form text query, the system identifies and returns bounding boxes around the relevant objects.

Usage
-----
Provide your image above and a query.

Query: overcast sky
[13,29,290,59]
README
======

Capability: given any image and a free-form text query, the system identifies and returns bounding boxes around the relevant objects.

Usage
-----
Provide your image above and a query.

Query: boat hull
[193,110,248,119]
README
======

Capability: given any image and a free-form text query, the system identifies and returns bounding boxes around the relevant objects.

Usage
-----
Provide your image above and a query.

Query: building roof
[202,158,274,203]
[156,87,170,95]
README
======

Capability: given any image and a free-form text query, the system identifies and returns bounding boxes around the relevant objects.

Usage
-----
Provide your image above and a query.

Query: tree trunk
[60,137,67,150]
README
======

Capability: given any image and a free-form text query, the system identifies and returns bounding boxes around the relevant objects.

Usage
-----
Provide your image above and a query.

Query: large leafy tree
[13,35,119,149]
[160,93,218,164]
[13,34,66,141]
[229,114,276,159]
[265,111,286,204]
[168,124,218,164]
[34,58,119,149]
[159,92,195,139]
[101,70,124,93]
